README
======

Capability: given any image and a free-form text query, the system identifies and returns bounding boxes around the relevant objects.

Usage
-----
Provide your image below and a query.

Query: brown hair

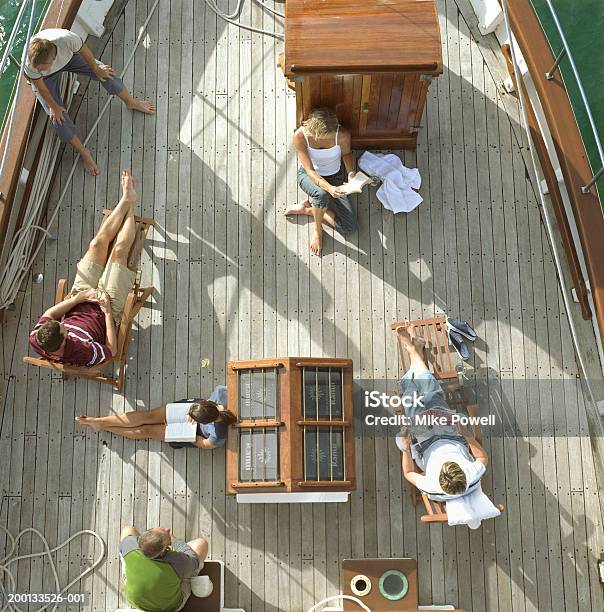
[302,107,340,139]
[28,39,57,67]
[188,400,236,426]
[36,320,64,352]
[138,530,170,558]
[439,461,467,495]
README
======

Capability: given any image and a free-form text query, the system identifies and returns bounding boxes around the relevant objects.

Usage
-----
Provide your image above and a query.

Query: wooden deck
[1,0,603,611]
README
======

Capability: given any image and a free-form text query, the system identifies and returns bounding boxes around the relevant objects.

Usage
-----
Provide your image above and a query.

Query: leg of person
[79,171,137,270]
[32,72,99,175]
[65,52,156,114]
[101,424,166,440]
[396,326,428,374]
[329,194,357,236]
[97,204,137,323]
[76,404,167,430]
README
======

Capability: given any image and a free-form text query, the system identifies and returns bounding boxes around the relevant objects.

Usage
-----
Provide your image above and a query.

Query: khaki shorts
[70,258,136,324]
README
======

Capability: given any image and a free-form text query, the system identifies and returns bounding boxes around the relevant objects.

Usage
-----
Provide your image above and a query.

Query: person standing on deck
[119,525,208,612]
[28,171,139,367]
[24,29,155,176]
[285,107,358,256]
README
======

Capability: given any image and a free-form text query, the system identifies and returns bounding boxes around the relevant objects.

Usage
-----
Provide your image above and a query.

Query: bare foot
[310,229,323,256]
[285,200,311,216]
[76,415,103,432]
[397,326,414,350]
[127,98,156,114]
[121,170,138,203]
[81,149,100,176]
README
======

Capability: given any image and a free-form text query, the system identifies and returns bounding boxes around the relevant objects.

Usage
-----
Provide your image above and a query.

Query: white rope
[0,526,106,612]
[204,0,284,39]
[307,594,371,612]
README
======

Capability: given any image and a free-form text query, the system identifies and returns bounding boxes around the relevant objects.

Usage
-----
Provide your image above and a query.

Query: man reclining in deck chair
[397,327,491,506]
[28,171,139,367]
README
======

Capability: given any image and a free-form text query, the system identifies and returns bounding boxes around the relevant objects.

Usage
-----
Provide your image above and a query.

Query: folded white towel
[358,151,423,213]
[446,484,501,529]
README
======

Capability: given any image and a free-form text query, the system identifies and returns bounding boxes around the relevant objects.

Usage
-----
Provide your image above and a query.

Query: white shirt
[24,29,83,80]
[303,127,342,177]
[415,438,486,500]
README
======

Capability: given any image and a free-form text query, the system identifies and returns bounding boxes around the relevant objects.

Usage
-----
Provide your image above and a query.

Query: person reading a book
[396,327,489,501]
[119,524,208,612]
[24,28,155,176]
[76,385,236,448]
[285,107,360,256]
[28,171,140,368]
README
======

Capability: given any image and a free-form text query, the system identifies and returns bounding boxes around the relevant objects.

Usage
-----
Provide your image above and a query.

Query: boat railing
[542,0,603,194]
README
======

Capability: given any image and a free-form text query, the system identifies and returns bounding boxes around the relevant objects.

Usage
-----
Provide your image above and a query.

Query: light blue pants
[31,52,124,143]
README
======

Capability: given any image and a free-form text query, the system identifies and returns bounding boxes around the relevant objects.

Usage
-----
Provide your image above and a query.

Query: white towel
[445,484,501,529]
[358,151,423,213]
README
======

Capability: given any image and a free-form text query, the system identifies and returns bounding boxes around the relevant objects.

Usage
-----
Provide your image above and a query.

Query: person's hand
[49,104,66,125]
[456,422,475,440]
[347,170,357,181]
[94,63,115,82]
[328,184,345,198]
[98,292,112,316]
[76,288,98,303]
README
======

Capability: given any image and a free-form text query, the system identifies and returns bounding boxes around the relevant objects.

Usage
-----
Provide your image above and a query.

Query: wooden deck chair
[23,210,154,391]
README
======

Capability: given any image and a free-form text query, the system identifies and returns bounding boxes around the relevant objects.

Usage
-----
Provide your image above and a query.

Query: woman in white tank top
[285,107,358,256]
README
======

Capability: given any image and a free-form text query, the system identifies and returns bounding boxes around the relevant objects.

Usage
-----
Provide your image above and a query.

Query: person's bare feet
[310,228,323,256]
[121,170,138,203]
[76,415,103,432]
[81,149,100,176]
[285,200,311,217]
[407,326,426,351]
[127,98,156,114]
[396,326,414,350]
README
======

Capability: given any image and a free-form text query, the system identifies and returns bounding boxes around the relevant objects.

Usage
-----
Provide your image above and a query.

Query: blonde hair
[302,107,339,139]
[438,461,467,495]
[28,39,57,67]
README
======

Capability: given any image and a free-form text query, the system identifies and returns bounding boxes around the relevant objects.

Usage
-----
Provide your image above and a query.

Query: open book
[165,402,197,443]
[339,171,372,195]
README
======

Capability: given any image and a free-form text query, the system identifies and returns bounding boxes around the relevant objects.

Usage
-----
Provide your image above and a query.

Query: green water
[0,0,51,135]
[530,0,604,207]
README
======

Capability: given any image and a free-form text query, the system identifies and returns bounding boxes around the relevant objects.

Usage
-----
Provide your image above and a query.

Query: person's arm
[293,131,344,199]
[194,436,215,449]
[42,288,95,320]
[79,44,115,82]
[98,294,117,357]
[339,130,356,180]
[32,78,67,125]
[461,430,489,466]
[401,435,420,486]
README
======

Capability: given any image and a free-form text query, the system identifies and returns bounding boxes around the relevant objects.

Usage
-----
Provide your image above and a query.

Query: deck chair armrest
[55,278,68,304]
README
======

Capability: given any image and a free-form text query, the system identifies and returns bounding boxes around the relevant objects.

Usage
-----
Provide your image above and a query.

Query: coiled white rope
[0,526,106,612]
[204,0,285,39]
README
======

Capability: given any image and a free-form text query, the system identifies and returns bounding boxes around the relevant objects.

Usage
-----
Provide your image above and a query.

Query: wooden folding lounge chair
[391,317,504,523]
[23,210,154,391]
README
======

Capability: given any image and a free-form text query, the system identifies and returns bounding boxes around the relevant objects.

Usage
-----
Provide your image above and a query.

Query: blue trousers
[297,165,357,236]
[31,53,124,143]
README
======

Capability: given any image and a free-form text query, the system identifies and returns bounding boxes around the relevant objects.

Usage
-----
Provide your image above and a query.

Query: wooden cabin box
[282,0,443,149]
[226,357,356,497]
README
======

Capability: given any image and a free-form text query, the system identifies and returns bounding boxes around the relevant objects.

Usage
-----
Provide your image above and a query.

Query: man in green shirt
[119,525,208,612]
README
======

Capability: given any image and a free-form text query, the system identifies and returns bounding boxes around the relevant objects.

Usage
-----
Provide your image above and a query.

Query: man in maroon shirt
[29,171,139,367]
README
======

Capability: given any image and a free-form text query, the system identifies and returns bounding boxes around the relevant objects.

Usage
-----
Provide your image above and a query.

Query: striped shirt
[29,302,111,367]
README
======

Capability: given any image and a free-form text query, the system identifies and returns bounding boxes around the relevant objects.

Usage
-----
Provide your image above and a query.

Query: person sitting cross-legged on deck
[285,107,358,256]
[28,170,140,368]
[24,29,155,176]
[76,385,236,448]
[397,327,489,501]
[119,525,208,612]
